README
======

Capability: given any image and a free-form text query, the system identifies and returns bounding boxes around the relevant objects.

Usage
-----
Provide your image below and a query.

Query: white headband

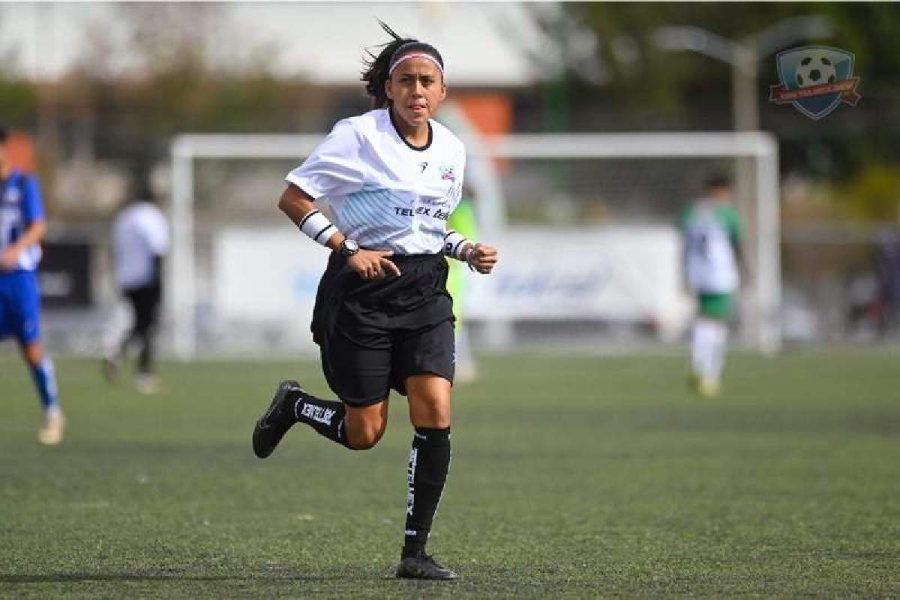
[388,53,445,79]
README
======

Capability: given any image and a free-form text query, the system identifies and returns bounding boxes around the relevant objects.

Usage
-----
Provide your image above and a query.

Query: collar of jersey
[388,108,433,152]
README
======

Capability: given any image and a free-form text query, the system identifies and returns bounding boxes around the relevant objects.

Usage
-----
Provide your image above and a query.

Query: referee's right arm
[278,184,400,279]
[278,184,343,251]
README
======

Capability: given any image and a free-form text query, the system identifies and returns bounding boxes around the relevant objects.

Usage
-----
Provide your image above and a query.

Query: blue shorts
[0,270,42,344]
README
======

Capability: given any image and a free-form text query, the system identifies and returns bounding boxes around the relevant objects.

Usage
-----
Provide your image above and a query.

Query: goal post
[169,131,780,359]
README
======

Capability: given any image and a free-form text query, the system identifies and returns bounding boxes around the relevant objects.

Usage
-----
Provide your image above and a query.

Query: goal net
[167,126,779,359]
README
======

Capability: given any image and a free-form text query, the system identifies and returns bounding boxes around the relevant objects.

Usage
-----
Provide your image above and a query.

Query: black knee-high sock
[293,395,355,449]
[403,427,451,557]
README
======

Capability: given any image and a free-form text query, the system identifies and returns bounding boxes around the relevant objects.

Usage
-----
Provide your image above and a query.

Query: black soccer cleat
[395,552,459,581]
[252,380,301,459]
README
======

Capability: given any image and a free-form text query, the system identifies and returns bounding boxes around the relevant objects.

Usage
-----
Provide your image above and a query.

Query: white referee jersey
[112,202,170,289]
[286,108,466,255]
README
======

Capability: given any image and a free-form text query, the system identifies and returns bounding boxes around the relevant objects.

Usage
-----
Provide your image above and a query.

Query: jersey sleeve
[21,176,45,225]
[285,120,365,200]
[439,144,467,237]
[146,209,170,256]
[457,148,467,202]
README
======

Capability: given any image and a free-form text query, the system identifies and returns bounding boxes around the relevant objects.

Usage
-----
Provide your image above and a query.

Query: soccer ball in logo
[795,52,837,88]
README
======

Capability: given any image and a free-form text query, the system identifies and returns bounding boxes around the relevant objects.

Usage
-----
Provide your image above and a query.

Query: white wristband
[443,230,471,260]
[298,210,338,246]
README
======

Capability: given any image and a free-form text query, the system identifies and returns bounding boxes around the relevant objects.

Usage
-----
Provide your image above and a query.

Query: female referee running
[251,23,498,580]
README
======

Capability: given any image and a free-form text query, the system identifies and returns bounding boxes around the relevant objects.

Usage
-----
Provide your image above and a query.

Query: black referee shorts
[311,252,456,406]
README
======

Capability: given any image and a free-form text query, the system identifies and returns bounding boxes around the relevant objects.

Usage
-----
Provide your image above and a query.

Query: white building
[0,2,549,86]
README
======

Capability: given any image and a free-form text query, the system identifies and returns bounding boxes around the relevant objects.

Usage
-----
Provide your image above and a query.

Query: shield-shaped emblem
[770,46,861,120]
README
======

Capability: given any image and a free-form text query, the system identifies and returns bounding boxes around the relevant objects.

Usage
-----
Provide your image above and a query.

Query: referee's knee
[344,398,389,450]
[345,416,387,450]
[346,426,383,450]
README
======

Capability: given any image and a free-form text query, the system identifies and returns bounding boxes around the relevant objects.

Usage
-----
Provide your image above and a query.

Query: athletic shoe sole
[395,555,459,580]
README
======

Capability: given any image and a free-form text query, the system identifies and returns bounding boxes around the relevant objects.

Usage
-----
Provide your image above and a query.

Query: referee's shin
[403,427,451,556]
[294,394,355,449]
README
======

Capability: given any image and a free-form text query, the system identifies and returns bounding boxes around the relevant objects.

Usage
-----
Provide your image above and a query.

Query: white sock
[708,320,729,381]
[692,318,721,381]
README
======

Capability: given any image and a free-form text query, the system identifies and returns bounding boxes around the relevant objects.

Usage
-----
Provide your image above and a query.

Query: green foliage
[0,48,38,124]
[567,3,900,113]
[0,77,37,124]
[13,3,326,168]
[839,163,900,221]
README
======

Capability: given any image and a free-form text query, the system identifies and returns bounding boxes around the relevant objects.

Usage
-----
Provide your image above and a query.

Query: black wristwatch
[340,238,360,257]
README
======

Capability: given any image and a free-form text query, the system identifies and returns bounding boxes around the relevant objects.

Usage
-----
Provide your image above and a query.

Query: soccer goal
[168,128,779,359]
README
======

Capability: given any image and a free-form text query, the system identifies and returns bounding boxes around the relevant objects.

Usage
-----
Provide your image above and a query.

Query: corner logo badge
[770,46,861,120]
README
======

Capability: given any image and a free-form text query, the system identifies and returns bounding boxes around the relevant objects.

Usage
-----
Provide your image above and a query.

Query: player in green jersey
[681,174,744,397]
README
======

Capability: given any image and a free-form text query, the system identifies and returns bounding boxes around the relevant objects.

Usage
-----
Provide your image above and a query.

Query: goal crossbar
[170,131,780,358]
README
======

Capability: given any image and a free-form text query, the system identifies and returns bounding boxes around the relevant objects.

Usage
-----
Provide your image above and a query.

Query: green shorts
[698,293,735,320]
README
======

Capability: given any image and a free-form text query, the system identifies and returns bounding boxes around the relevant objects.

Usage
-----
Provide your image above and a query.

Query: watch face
[344,239,359,252]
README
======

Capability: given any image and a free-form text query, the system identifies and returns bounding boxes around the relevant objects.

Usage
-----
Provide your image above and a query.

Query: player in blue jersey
[0,126,64,444]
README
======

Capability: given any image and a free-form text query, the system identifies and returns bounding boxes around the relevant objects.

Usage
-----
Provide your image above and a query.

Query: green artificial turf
[1,351,898,598]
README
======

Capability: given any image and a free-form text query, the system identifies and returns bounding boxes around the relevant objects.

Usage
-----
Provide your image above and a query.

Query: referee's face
[386,57,446,130]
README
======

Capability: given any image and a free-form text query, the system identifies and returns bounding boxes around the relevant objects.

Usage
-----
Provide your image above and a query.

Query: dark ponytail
[361,21,418,109]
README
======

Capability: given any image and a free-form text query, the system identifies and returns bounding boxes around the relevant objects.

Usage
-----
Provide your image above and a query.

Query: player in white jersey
[0,125,64,444]
[251,23,498,580]
[682,174,744,397]
[103,176,170,394]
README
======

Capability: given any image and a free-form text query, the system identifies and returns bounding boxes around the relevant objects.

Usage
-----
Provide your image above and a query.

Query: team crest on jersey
[439,165,457,182]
